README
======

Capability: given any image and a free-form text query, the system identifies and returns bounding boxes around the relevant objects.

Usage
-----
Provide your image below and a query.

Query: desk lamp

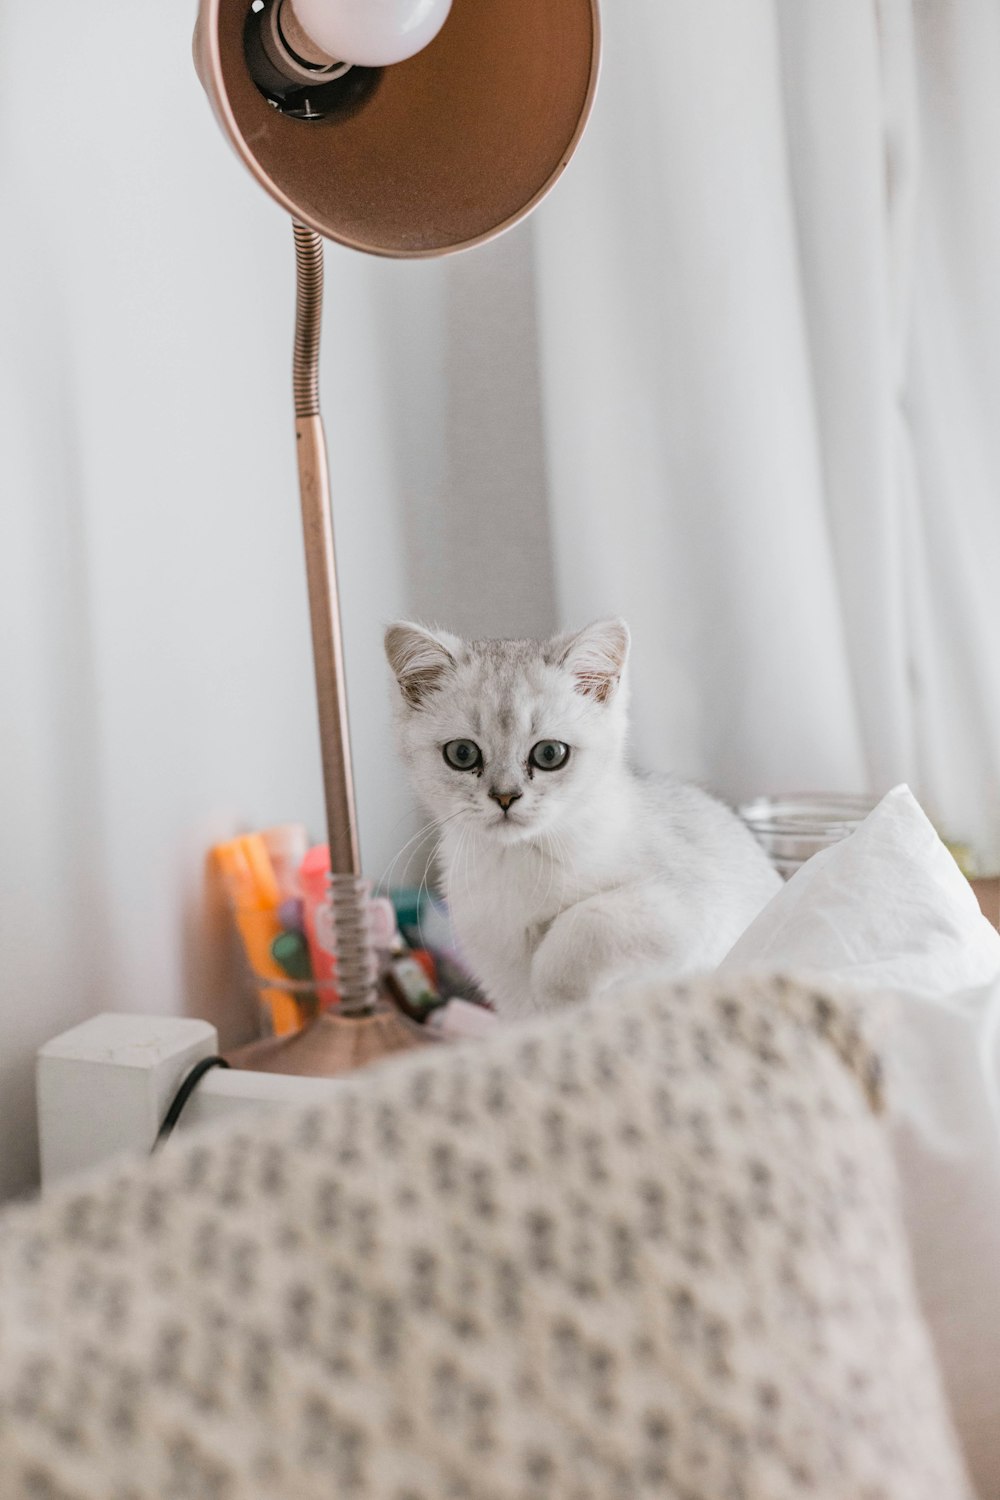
[193,0,600,1073]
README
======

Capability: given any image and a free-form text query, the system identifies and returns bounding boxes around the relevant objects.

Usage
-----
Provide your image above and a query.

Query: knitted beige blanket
[0,974,971,1499]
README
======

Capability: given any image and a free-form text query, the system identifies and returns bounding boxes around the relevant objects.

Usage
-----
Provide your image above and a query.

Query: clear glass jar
[739,793,878,880]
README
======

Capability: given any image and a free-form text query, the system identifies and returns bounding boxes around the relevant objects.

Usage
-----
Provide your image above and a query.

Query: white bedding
[721,785,1000,1497]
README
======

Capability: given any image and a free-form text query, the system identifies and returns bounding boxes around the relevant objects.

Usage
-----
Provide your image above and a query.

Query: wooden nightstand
[970,878,1000,929]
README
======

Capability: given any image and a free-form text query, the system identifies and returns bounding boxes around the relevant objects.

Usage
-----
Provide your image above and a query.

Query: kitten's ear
[384,622,461,708]
[550,618,630,703]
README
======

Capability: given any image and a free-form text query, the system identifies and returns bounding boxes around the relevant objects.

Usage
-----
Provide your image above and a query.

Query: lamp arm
[292,222,377,1013]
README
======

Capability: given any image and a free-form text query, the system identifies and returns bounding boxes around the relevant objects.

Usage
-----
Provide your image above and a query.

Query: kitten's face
[385,620,630,845]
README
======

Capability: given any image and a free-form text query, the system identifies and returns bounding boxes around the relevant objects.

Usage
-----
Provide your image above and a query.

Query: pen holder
[251,970,321,1038]
[232,904,313,1038]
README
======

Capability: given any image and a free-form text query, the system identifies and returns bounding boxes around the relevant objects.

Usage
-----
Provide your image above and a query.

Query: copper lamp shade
[194,0,600,256]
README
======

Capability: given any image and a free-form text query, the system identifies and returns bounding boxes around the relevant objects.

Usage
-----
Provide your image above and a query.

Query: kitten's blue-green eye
[443,739,482,771]
[530,740,570,771]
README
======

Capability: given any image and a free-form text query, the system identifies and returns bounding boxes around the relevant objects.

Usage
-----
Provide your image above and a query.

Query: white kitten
[385,618,781,1018]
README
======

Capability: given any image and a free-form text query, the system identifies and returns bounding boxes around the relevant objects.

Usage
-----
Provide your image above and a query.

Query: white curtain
[535,0,1000,868]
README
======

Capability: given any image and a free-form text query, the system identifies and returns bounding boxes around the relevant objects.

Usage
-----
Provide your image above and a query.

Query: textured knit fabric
[0,974,972,1499]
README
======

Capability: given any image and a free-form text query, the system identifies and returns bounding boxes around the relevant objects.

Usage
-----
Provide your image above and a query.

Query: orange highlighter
[212,834,302,1037]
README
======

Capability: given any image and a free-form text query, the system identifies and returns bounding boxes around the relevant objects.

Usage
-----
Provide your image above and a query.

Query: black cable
[153,1056,231,1151]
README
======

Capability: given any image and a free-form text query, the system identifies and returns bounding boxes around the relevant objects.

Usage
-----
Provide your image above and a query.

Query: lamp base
[227,1004,431,1077]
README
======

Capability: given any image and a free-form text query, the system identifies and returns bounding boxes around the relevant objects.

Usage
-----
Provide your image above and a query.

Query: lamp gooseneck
[292,221,323,419]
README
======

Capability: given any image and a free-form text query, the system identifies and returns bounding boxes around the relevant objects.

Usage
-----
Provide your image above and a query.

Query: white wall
[0,0,552,1198]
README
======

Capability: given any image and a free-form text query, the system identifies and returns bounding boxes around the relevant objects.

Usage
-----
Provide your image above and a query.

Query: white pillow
[719,784,1000,1497]
[720,784,1000,994]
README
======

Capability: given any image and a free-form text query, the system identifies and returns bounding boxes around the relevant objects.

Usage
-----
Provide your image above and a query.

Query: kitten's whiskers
[376,810,464,899]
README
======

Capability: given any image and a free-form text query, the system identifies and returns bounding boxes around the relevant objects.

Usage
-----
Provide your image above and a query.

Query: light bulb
[286,0,452,68]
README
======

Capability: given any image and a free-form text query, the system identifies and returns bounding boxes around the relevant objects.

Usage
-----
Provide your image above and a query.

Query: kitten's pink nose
[489,788,523,813]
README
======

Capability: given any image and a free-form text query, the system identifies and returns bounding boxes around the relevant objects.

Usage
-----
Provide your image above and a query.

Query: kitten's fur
[385,618,781,1018]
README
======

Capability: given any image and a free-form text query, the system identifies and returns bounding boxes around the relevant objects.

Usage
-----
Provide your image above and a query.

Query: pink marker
[300,845,338,1008]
